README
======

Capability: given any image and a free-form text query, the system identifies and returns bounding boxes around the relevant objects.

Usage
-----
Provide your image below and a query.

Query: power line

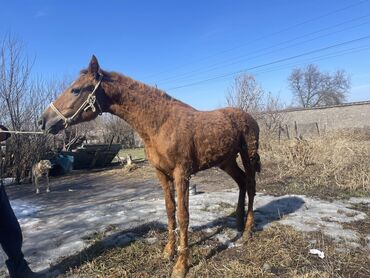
[165,35,370,91]
[162,44,370,97]
[143,0,369,80]
[221,44,370,86]
[251,43,370,77]
[157,16,370,85]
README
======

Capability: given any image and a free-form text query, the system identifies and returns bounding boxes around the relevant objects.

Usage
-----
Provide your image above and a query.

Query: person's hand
[0,125,11,142]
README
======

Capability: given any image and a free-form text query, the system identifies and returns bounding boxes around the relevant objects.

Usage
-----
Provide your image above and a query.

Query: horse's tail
[240,117,261,174]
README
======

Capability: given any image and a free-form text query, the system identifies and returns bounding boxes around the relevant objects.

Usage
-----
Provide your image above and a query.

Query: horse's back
[188,107,257,171]
[193,107,258,135]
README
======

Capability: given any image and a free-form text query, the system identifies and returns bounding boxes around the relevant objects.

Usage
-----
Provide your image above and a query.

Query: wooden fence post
[285,124,290,139]
[294,121,298,138]
[278,124,281,144]
[315,122,320,136]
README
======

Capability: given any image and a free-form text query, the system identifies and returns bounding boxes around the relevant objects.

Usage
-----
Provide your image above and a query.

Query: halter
[49,75,103,128]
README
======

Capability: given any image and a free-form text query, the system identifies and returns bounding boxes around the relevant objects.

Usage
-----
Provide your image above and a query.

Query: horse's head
[40,55,106,134]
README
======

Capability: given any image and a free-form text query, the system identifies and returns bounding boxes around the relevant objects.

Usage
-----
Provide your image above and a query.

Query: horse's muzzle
[38,111,64,135]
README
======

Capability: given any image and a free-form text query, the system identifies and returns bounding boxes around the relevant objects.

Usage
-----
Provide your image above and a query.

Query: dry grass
[259,131,370,198]
[60,224,369,278]
[52,131,370,277]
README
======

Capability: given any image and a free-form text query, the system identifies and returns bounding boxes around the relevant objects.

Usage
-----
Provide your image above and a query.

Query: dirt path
[0,164,369,277]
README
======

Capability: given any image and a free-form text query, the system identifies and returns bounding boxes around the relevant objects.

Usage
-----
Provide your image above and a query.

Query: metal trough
[62,144,122,169]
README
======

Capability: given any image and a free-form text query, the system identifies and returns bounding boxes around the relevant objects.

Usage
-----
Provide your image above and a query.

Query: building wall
[269,101,370,138]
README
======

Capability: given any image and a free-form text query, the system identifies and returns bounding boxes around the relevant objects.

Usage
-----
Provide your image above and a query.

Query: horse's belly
[195,138,239,170]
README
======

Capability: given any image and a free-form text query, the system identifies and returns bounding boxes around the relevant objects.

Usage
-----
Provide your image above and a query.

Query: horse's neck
[105,77,185,142]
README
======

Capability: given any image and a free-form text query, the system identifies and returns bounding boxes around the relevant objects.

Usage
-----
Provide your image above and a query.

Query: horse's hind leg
[240,133,260,239]
[220,160,247,232]
[238,153,257,239]
[245,170,256,239]
[156,169,176,260]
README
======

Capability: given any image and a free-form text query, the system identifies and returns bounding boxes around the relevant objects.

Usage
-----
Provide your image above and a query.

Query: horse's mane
[80,68,194,109]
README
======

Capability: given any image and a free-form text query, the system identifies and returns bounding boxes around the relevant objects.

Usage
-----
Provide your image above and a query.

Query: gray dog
[32,160,52,194]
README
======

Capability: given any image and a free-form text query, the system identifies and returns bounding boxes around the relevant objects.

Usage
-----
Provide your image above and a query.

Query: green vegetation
[118,147,146,161]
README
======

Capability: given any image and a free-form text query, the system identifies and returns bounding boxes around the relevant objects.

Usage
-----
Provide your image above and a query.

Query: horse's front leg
[156,170,176,259]
[172,167,189,278]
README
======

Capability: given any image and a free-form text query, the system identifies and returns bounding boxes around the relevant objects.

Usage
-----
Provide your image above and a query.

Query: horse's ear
[88,55,101,78]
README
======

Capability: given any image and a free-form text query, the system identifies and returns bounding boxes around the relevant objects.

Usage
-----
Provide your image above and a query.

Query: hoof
[171,267,187,278]
[242,231,253,243]
[46,189,50,193]
[163,244,175,260]
[163,249,175,260]
[171,253,188,278]
[36,191,39,194]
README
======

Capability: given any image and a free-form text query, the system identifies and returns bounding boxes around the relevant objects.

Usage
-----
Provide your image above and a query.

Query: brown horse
[39,56,260,278]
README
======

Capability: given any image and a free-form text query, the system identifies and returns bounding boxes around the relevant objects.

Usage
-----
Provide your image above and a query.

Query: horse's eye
[71,88,81,95]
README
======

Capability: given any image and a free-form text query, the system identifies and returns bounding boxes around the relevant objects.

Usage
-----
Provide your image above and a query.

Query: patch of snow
[2,178,16,186]
[145,237,158,244]
[10,199,41,220]
[347,197,370,205]
[213,233,241,248]
[214,233,230,245]
[262,262,271,271]
[309,249,325,259]
[0,187,368,274]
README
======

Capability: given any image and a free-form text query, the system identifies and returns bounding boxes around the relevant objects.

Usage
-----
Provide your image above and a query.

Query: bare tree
[258,93,286,138]
[0,36,33,182]
[100,115,136,148]
[0,36,32,130]
[288,64,350,108]
[226,73,286,141]
[0,35,140,181]
[226,74,264,113]
[0,35,59,182]
[61,115,138,149]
